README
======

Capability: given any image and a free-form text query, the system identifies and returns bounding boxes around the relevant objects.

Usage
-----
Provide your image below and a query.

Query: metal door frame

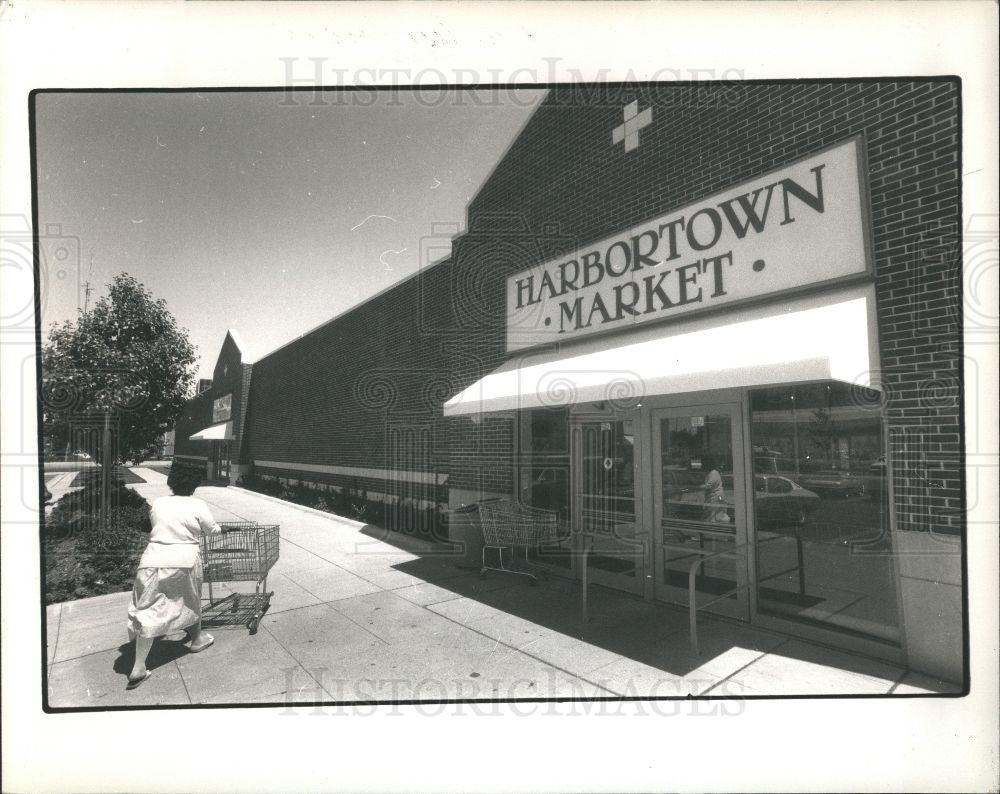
[648,401,751,621]
[569,408,646,595]
[560,386,907,664]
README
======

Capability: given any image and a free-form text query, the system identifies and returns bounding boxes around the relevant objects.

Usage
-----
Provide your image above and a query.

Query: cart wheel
[528,577,537,587]
[230,594,240,613]
[479,570,486,579]
[248,618,259,635]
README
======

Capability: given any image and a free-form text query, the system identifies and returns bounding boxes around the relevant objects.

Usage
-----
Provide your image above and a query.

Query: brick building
[174,81,964,682]
[173,329,254,482]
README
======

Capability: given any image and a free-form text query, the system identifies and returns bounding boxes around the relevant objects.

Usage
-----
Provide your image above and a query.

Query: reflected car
[754,456,795,476]
[799,469,865,497]
[754,475,820,526]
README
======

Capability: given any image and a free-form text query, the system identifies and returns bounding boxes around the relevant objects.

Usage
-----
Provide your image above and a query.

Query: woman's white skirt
[127,556,203,640]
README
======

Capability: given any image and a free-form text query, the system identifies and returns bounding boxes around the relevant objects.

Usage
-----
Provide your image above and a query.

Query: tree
[41,274,198,464]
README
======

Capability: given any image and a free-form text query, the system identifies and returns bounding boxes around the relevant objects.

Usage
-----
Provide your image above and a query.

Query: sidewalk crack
[259,623,342,700]
[700,638,790,695]
[174,660,194,705]
[49,604,63,673]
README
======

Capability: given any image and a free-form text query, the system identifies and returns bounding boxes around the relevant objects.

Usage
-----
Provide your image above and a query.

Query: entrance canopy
[444,284,881,417]
[189,421,233,441]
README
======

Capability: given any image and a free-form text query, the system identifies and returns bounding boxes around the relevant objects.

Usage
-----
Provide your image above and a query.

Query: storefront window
[660,413,736,527]
[750,384,899,644]
[518,407,570,521]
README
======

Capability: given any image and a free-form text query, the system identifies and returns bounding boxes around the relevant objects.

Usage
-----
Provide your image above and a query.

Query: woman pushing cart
[125,465,279,690]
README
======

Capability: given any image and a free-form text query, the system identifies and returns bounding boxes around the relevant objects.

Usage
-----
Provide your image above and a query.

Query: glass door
[571,418,644,595]
[652,404,749,620]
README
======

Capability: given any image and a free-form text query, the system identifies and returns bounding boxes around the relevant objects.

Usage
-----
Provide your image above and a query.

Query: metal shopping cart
[200,522,279,634]
[477,500,558,584]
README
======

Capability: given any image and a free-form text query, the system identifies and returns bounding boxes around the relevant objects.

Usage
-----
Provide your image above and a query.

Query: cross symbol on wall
[612,100,653,153]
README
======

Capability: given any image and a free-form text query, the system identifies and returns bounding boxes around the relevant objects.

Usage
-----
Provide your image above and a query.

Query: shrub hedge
[238,474,448,542]
[43,481,151,604]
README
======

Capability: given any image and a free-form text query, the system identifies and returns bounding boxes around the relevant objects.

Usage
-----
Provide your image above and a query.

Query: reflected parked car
[754,474,820,526]
[799,468,865,497]
[754,456,795,476]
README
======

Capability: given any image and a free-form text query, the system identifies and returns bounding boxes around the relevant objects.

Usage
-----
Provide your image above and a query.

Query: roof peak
[223,328,253,364]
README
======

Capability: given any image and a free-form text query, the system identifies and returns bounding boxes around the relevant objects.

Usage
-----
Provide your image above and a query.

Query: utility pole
[82,254,94,314]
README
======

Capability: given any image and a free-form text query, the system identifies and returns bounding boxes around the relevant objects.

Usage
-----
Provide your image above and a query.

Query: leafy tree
[41,274,198,464]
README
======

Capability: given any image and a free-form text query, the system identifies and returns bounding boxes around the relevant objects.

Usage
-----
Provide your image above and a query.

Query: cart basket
[202,522,280,582]
[477,501,558,548]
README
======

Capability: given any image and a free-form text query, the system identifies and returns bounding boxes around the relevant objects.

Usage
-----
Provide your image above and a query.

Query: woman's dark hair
[167,464,203,497]
[702,455,718,472]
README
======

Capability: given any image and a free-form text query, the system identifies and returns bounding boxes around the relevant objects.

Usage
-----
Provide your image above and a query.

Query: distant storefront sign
[213,393,232,423]
[505,137,871,351]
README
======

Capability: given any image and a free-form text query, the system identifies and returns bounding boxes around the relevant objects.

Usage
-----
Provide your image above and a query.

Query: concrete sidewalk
[43,461,167,511]
[45,485,959,708]
[127,466,170,503]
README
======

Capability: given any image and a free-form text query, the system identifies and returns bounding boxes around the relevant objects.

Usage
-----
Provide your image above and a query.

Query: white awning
[444,284,881,417]
[189,421,233,441]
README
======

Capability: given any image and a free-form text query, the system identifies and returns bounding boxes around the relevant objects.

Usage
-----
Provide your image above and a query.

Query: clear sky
[34,88,544,378]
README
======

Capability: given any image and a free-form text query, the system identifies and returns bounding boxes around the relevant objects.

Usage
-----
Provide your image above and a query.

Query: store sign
[213,393,232,423]
[506,137,870,351]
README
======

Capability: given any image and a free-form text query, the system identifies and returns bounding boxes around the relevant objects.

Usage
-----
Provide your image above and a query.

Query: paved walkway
[127,466,169,503]
[43,465,91,507]
[45,484,959,707]
[44,462,168,510]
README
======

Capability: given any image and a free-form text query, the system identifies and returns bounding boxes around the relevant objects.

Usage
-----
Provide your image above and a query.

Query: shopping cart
[200,521,279,634]
[477,500,558,584]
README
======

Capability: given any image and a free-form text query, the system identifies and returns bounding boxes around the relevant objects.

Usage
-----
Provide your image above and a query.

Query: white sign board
[506,137,870,352]
[213,393,232,423]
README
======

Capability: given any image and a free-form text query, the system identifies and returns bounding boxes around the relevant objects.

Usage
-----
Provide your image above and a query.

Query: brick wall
[172,81,962,536]
[241,261,457,504]
[447,80,962,533]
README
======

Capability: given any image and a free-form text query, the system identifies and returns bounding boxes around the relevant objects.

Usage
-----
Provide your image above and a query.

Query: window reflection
[660,414,735,528]
[518,408,572,570]
[519,407,570,521]
[658,412,742,614]
[750,384,899,644]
